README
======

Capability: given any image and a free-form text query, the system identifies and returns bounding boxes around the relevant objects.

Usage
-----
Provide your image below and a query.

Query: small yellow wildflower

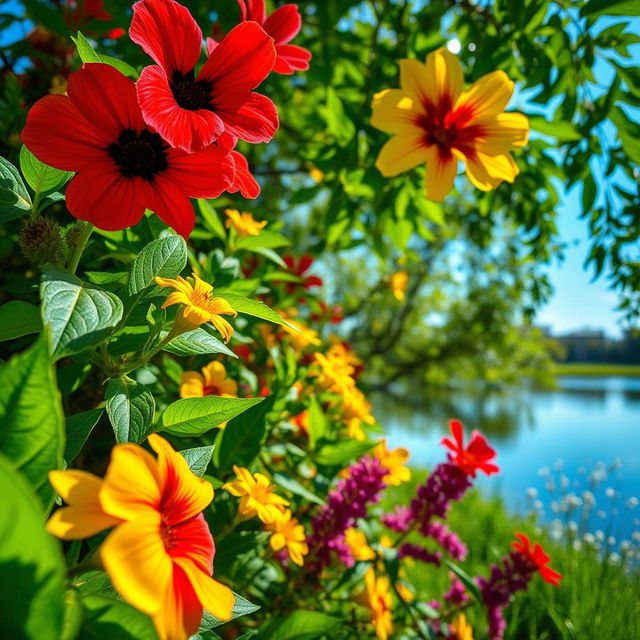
[345,528,376,562]
[180,361,238,399]
[374,440,411,486]
[278,311,321,351]
[155,273,237,342]
[265,509,309,566]
[450,613,474,640]
[224,208,267,238]
[341,387,375,427]
[389,270,408,301]
[327,337,363,370]
[358,569,393,640]
[311,352,356,395]
[309,166,324,183]
[222,465,289,523]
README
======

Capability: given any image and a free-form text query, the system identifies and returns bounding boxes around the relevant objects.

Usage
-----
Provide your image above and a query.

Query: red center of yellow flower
[203,384,221,396]
[160,517,178,551]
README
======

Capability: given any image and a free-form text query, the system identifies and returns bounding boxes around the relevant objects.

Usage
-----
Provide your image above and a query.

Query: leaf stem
[67,221,94,275]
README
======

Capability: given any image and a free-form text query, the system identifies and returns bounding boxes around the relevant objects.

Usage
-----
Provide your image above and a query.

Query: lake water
[373,376,640,542]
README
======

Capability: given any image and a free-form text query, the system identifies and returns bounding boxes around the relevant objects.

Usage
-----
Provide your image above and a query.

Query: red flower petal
[137,65,225,152]
[66,63,145,140]
[214,92,278,144]
[216,131,239,151]
[263,5,301,44]
[167,514,215,575]
[139,176,197,238]
[228,150,260,199]
[206,36,219,55]
[299,255,314,273]
[198,21,276,94]
[130,0,202,74]
[165,145,235,199]
[65,161,145,230]
[21,95,106,171]
[243,0,266,23]
[274,43,311,74]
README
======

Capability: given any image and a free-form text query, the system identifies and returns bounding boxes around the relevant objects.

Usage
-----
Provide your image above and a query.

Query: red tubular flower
[236,0,311,74]
[283,255,323,293]
[130,0,278,153]
[511,533,562,586]
[21,63,234,238]
[441,419,499,478]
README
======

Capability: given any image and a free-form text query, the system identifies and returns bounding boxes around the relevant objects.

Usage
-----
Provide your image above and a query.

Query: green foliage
[105,378,155,444]
[256,610,343,640]
[0,335,64,509]
[0,300,42,341]
[78,595,157,639]
[19,145,72,197]
[0,155,31,221]
[179,445,215,476]
[0,454,66,640]
[128,235,188,296]
[64,409,103,465]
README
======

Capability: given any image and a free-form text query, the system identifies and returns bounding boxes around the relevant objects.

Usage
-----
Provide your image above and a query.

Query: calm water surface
[373,376,640,540]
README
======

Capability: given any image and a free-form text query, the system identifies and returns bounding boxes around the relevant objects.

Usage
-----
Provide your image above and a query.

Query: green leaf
[197,198,227,239]
[245,246,287,268]
[200,592,260,630]
[314,439,376,466]
[0,154,31,221]
[216,396,274,471]
[0,300,42,341]
[610,106,640,163]
[0,454,66,640]
[235,231,291,251]
[65,408,103,464]
[528,116,582,141]
[163,327,237,358]
[272,471,325,505]
[581,0,640,17]
[613,62,640,99]
[128,234,188,296]
[216,293,289,326]
[256,611,342,640]
[307,396,327,448]
[325,87,355,146]
[0,335,64,509]
[71,31,102,63]
[105,378,155,444]
[179,445,214,476]
[79,594,158,639]
[100,55,139,79]
[19,145,72,196]
[445,560,482,603]
[41,268,124,360]
[160,396,263,437]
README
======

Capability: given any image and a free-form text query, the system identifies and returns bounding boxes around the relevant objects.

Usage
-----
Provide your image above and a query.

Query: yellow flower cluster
[223,466,309,566]
[224,208,267,238]
[358,569,394,640]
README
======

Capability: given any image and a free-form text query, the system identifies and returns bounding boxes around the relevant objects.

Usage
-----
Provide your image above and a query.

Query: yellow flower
[389,270,408,301]
[450,613,474,640]
[222,465,289,523]
[340,387,375,427]
[311,352,356,395]
[46,434,233,640]
[180,361,238,399]
[371,47,529,202]
[374,440,411,486]
[224,208,267,238]
[395,580,414,603]
[358,569,394,640]
[345,528,376,562]
[155,274,237,343]
[346,418,366,441]
[327,337,363,369]
[278,311,321,351]
[309,166,324,183]
[265,509,309,566]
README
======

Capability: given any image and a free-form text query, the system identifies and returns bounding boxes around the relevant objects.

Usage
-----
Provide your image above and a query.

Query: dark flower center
[108,129,168,180]
[170,70,214,111]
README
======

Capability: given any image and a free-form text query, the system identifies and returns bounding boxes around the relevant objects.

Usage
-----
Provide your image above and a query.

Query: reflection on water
[373,376,640,539]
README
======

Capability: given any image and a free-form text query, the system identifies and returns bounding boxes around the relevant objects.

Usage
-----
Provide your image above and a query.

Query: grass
[382,473,640,640]
[555,363,640,377]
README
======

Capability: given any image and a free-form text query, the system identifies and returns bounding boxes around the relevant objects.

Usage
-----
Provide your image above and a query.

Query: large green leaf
[325,87,356,146]
[19,145,72,196]
[128,235,188,296]
[0,335,64,508]
[581,0,640,17]
[163,327,237,358]
[0,155,31,222]
[41,267,123,360]
[314,439,376,466]
[160,396,263,437]
[215,293,289,326]
[528,116,582,142]
[216,396,274,471]
[271,472,324,505]
[307,396,327,448]
[235,231,291,251]
[0,454,66,640]
[179,445,214,476]
[256,611,342,640]
[79,594,158,639]
[65,408,103,465]
[105,378,155,444]
[0,300,42,341]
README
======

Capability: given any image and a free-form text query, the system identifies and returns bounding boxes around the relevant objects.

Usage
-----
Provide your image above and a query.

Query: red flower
[441,419,499,478]
[512,533,562,586]
[21,63,234,238]
[283,255,323,293]
[217,131,260,199]
[236,0,311,74]
[130,0,278,153]
[310,301,344,325]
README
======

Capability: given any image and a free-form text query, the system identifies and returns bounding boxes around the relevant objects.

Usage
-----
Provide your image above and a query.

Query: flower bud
[19,217,66,266]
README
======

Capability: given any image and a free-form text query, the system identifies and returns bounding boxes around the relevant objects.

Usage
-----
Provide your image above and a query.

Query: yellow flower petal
[376,134,430,177]
[424,151,457,202]
[371,89,420,134]
[456,70,514,121]
[475,112,529,155]
[179,371,206,398]
[464,152,518,191]
[100,515,172,616]
[423,47,464,105]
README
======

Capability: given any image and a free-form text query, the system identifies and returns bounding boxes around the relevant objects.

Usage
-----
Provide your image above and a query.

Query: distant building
[539,327,640,364]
